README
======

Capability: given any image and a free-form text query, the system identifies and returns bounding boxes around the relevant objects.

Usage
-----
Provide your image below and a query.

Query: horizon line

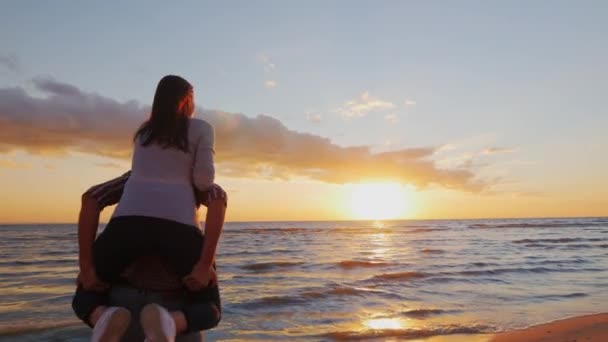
[1,215,607,226]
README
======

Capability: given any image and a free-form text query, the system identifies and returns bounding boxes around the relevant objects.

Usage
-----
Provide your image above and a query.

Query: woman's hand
[77,267,109,291]
[183,263,217,291]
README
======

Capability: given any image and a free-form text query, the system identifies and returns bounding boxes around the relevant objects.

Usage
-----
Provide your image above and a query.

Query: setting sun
[350,183,412,220]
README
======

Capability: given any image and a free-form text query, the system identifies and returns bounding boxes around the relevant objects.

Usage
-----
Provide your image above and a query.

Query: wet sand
[489,313,608,342]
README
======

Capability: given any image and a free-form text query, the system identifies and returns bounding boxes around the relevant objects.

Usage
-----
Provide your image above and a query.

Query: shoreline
[2,314,607,341]
[488,313,608,342]
[417,313,608,342]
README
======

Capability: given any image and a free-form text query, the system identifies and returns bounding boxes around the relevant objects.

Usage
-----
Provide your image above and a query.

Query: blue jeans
[108,285,203,341]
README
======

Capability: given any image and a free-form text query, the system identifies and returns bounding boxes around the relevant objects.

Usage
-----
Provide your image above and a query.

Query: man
[74,171,226,341]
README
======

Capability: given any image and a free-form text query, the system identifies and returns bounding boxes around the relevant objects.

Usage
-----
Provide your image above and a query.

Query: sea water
[1,218,607,341]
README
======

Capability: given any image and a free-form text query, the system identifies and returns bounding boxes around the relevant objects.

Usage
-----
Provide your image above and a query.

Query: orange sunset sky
[0,2,607,223]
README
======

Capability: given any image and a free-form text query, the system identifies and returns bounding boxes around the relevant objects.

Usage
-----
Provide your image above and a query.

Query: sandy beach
[489,313,608,342]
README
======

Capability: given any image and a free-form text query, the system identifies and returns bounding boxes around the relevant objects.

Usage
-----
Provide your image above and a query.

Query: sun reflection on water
[364,317,406,330]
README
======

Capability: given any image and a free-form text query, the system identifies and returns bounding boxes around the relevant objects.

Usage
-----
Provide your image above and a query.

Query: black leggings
[72,216,221,333]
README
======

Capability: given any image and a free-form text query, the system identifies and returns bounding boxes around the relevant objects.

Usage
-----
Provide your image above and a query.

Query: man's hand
[183,263,217,291]
[77,267,109,292]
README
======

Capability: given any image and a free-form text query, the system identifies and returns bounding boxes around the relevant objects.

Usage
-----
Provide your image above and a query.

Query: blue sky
[1,1,607,221]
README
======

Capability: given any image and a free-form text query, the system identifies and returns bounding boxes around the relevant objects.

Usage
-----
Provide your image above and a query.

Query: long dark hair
[134,75,194,152]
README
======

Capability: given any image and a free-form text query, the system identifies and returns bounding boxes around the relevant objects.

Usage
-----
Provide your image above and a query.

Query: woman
[72,75,220,342]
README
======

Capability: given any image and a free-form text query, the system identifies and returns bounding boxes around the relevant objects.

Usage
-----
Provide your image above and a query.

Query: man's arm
[77,172,130,290]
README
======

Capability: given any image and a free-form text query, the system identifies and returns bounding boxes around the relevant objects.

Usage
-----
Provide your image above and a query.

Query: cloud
[306,112,322,124]
[0,158,31,169]
[0,53,20,72]
[405,99,416,106]
[0,79,484,191]
[336,92,396,117]
[264,80,277,88]
[384,113,399,123]
[437,146,515,169]
[0,78,145,158]
[435,143,457,153]
[482,147,514,155]
[257,53,276,72]
[95,162,124,169]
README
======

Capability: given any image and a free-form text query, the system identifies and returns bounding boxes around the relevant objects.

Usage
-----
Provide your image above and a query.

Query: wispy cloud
[482,147,515,155]
[257,53,276,72]
[335,92,396,118]
[95,162,124,169]
[0,158,31,169]
[384,113,399,123]
[435,143,457,153]
[0,79,485,191]
[306,112,322,124]
[404,99,416,107]
[0,53,20,72]
[436,146,515,169]
[258,53,278,88]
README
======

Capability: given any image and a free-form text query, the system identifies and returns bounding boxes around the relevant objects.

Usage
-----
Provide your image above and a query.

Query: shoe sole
[141,304,171,342]
[98,308,131,342]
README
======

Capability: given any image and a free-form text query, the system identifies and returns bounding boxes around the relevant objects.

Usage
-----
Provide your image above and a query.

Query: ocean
[1,218,607,341]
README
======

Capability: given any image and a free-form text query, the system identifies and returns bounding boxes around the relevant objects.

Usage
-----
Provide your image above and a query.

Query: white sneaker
[91,306,131,342]
[141,303,176,342]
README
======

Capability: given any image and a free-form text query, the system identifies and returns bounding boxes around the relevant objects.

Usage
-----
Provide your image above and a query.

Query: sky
[0,1,607,223]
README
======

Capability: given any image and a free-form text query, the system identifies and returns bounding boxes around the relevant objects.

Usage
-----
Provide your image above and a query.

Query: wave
[0,257,77,267]
[238,295,307,309]
[336,260,394,269]
[241,261,304,271]
[538,292,588,300]
[563,244,599,250]
[0,319,80,336]
[401,308,460,318]
[301,285,394,299]
[364,266,605,285]
[421,248,445,254]
[407,228,442,234]
[470,220,608,229]
[469,262,498,267]
[513,237,605,244]
[369,271,428,282]
[235,286,397,309]
[524,243,608,250]
[233,227,324,234]
[532,258,588,266]
[327,286,372,296]
[450,266,604,277]
[318,324,492,341]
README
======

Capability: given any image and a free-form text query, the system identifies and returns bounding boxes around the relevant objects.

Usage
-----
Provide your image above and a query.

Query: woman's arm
[197,197,226,270]
[184,185,227,290]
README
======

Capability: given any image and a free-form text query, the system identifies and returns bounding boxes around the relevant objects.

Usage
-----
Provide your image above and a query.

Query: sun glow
[350,183,413,220]
[364,318,406,330]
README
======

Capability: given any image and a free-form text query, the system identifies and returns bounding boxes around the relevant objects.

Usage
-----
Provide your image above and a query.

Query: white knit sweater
[112,118,215,227]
